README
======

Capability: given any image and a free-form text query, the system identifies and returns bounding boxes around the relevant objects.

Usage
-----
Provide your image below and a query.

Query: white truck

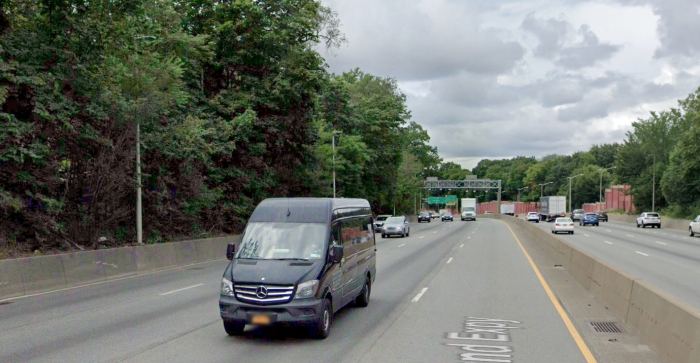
[460,198,477,221]
[499,203,515,216]
[539,196,566,222]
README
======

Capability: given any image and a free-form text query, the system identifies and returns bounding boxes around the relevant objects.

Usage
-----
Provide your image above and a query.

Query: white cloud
[319,0,700,165]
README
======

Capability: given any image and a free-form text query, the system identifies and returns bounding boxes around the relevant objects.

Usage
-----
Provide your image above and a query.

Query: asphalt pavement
[1,219,595,363]
[530,218,700,310]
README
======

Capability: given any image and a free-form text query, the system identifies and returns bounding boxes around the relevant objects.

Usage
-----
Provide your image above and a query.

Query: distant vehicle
[417,211,431,223]
[636,212,661,228]
[571,209,584,221]
[690,215,700,237]
[461,198,477,215]
[552,217,574,234]
[382,216,410,238]
[461,210,476,221]
[430,211,439,219]
[596,211,608,222]
[500,203,515,216]
[527,212,539,223]
[580,213,599,226]
[373,214,391,232]
[219,198,375,339]
[441,213,454,221]
[539,196,566,222]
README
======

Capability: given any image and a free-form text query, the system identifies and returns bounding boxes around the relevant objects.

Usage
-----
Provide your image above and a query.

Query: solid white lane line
[655,241,667,246]
[398,243,406,248]
[604,240,613,245]
[446,257,453,264]
[411,287,429,303]
[459,243,464,248]
[635,251,649,257]
[160,283,204,296]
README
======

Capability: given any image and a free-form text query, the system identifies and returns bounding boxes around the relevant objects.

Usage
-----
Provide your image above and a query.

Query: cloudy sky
[319,0,700,169]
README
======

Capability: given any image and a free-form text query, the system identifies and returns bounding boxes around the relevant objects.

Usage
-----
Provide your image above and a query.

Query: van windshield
[236,222,327,260]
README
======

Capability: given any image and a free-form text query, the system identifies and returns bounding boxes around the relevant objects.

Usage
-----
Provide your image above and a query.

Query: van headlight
[294,279,319,299]
[221,277,234,297]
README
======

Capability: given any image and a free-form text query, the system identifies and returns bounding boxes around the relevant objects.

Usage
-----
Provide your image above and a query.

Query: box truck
[539,196,566,222]
[460,198,477,221]
[500,203,515,216]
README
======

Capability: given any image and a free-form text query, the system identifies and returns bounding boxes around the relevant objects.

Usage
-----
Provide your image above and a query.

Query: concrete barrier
[0,234,238,301]
[500,215,700,363]
[0,258,25,298]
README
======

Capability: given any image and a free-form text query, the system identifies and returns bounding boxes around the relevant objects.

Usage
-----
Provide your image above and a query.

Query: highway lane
[530,218,700,310]
[0,219,593,363]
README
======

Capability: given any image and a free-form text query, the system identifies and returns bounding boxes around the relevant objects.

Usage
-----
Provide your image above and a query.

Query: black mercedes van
[219,198,376,339]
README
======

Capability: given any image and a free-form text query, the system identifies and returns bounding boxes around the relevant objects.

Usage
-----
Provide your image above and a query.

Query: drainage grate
[590,321,623,333]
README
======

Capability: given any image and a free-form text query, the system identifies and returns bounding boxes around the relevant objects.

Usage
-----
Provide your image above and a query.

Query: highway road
[0,219,595,363]
[531,218,700,310]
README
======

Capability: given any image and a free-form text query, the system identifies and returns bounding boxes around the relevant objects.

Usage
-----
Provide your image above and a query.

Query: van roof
[249,198,371,223]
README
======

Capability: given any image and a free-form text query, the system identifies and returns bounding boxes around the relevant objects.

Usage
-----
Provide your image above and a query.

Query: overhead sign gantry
[422,177,503,214]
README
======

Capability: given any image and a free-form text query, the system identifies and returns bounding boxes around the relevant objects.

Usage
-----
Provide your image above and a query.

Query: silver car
[382,216,410,238]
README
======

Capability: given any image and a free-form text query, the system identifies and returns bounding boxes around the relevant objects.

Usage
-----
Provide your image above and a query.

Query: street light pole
[517,186,529,202]
[567,174,584,214]
[538,182,553,198]
[652,154,656,212]
[136,121,142,244]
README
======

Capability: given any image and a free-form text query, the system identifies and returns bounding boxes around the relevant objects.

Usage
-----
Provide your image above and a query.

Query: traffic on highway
[3,0,700,362]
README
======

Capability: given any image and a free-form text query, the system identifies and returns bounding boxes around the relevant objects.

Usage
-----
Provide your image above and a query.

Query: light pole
[331,131,340,198]
[133,34,156,245]
[567,174,584,213]
[651,154,656,212]
[538,182,553,198]
[599,166,616,211]
[517,186,529,202]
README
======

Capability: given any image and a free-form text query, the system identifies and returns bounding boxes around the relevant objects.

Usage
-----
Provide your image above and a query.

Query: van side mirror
[226,243,236,260]
[329,245,344,264]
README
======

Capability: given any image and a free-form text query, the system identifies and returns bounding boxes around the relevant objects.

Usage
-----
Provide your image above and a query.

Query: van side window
[341,217,363,245]
[331,222,341,246]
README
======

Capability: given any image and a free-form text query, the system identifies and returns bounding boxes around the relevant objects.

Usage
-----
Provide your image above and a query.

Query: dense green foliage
[473,88,700,217]
[0,0,441,253]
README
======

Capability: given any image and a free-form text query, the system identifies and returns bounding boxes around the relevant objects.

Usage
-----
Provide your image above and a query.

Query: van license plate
[251,315,271,325]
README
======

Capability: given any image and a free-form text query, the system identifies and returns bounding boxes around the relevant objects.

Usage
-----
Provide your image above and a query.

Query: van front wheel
[310,298,332,339]
[355,278,371,307]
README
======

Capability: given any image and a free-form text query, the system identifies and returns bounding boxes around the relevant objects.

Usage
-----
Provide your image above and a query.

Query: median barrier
[135,243,177,272]
[0,258,25,298]
[61,250,107,285]
[0,234,237,301]
[99,247,138,279]
[499,215,700,363]
[19,254,67,294]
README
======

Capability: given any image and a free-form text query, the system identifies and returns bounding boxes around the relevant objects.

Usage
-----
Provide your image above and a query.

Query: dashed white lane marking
[398,243,406,248]
[411,287,429,303]
[604,240,613,245]
[655,241,667,246]
[635,251,649,257]
[432,231,438,234]
[584,233,590,237]
[467,236,471,240]
[418,235,425,239]
[606,229,612,232]
[626,234,634,238]
[459,243,464,248]
[446,257,453,264]
[160,283,204,296]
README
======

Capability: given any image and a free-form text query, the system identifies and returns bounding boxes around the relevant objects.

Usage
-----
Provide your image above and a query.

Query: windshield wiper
[273,258,310,261]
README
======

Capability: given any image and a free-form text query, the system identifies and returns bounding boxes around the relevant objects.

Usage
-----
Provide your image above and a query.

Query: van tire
[223,320,245,336]
[310,298,332,339]
[355,277,371,307]
[690,228,695,237]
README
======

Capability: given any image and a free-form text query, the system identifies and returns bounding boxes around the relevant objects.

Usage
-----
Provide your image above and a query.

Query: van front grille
[234,283,295,305]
